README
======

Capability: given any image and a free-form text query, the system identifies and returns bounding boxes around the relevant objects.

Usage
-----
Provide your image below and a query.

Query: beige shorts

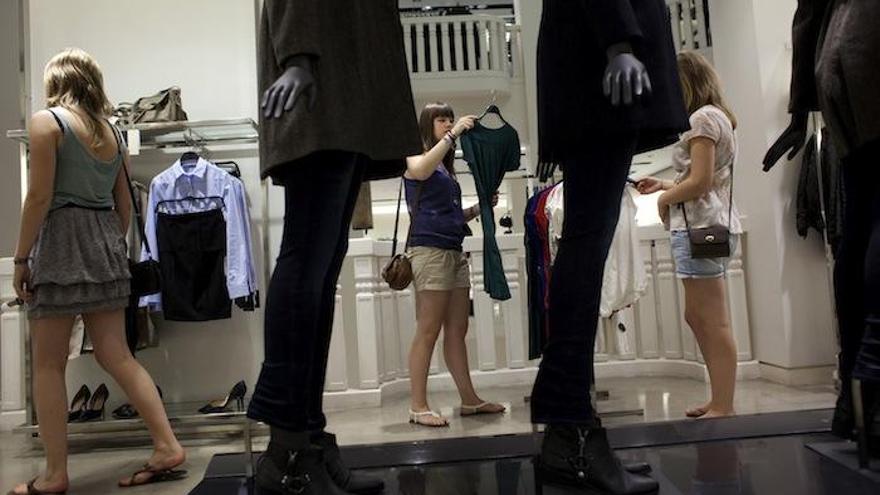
[409,246,471,291]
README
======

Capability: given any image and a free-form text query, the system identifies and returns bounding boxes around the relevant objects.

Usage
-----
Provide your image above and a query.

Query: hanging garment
[524,187,555,359]
[157,209,231,321]
[546,184,648,318]
[460,122,521,301]
[140,157,258,314]
[797,128,845,255]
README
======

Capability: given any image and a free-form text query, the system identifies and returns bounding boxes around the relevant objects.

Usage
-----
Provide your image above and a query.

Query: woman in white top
[638,51,742,419]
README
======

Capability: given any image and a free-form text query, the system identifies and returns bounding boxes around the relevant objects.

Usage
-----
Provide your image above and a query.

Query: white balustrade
[666,0,712,52]
[401,15,520,79]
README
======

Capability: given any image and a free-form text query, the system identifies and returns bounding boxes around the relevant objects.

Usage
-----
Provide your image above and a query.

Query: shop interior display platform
[188,409,879,494]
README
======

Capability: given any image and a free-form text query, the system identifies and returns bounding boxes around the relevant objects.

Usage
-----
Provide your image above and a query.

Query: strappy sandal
[118,463,188,488]
[408,409,449,427]
[6,479,66,495]
[460,402,506,416]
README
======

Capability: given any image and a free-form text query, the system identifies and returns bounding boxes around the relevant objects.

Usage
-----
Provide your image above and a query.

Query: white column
[378,256,400,382]
[353,255,382,389]
[502,251,526,369]
[636,242,661,358]
[464,21,477,72]
[427,22,439,73]
[470,251,497,371]
[325,284,348,392]
[415,23,427,73]
[595,318,609,362]
[395,286,416,378]
[727,243,753,361]
[440,21,452,73]
[403,21,414,74]
[677,280,698,362]
[655,239,683,359]
[453,20,465,73]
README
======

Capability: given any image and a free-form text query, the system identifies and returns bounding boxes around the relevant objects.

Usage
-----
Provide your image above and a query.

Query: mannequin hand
[603,44,652,107]
[636,177,666,195]
[491,192,499,207]
[262,55,317,120]
[763,112,808,171]
[13,264,32,303]
[452,115,477,137]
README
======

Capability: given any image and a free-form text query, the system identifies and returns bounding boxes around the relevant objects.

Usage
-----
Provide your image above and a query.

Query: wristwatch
[13,257,30,266]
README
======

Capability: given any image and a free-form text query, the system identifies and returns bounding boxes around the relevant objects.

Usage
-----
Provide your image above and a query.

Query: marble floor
[0,377,837,494]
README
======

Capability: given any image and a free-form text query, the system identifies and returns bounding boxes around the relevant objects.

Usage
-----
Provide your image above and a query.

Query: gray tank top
[47,108,123,211]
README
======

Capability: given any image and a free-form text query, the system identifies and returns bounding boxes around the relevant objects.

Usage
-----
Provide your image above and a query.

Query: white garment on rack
[546,184,647,318]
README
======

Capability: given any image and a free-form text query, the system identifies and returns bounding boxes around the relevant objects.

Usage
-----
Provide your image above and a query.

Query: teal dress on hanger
[460,121,521,301]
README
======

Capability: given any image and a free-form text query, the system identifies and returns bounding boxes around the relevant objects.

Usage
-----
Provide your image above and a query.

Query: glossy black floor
[189,410,880,494]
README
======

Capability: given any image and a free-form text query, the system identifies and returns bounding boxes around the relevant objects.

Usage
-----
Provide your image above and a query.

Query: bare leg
[8,316,76,495]
[683,278,738,417]
[83,309,185,485]
[441,288,504,414]
[408,290,450,426]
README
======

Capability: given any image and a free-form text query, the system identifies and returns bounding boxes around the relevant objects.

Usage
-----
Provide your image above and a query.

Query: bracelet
[13,257,30,265]
[444,131,457,146]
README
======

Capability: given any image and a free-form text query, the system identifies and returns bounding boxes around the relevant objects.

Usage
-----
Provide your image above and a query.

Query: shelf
[6,118,259,150]
[13,399,256,436]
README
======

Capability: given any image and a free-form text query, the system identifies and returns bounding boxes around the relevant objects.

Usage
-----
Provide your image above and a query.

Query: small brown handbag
[382,178,423,290]
[681,163,735,259]
[114,87,189,126]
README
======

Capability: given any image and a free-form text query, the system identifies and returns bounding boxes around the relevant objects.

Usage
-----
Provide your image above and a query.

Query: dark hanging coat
[259,0,422,182]
[789,0,880,157]
[537,0,689,167]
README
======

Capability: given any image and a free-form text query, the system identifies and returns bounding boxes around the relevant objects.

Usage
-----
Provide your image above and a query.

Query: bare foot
[409,407,449,427]
[700,409,735,419]
[8,475,69,495]
[685,402,711,418]
[119,445,186,487]
[460,401,506,416]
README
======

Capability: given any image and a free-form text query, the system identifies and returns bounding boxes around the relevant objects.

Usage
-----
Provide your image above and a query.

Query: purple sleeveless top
[404,165,466,251]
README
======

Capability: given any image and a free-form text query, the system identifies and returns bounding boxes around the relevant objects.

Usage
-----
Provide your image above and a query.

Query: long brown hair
[44,48,114,147]
[677,51,737,129]
[418,102,456,178]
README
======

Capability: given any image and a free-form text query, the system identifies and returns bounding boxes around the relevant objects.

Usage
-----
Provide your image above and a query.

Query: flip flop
[118,464,188,488]
[408,409,449,427]
[6,479,66,495]
[460,402,506,416]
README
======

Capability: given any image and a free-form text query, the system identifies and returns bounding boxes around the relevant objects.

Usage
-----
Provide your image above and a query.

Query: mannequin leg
[248,151,366,432]
[852,141,880,383]
[531,134,637,425]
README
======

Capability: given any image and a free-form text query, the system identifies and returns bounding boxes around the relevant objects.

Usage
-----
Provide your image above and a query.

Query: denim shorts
[670,230,739,279]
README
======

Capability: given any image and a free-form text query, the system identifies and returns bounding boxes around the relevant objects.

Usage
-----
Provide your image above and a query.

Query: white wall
[709,0,836,373]
[28,0,266,407]
[0,0,25,256]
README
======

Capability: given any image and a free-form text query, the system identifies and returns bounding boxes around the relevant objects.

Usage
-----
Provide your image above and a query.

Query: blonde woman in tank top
[9,49,185,494]
[638,52,743,419]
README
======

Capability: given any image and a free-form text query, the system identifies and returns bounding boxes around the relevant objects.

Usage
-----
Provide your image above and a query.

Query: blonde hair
[44,48,114,147]
[677,51,737,129]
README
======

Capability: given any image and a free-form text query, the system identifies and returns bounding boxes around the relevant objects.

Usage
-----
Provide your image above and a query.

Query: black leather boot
[831,380,856,439]
[255,442,352,495]
[536,425,658,494]
[312,431,384,494]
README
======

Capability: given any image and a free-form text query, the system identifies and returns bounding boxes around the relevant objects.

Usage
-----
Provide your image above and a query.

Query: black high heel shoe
[199,380,247,414]
[68,385,90,423]
[78,384,109,422]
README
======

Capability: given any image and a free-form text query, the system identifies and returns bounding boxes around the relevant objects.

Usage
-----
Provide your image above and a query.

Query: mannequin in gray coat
[764,0,880,452]
[248,2,421,494]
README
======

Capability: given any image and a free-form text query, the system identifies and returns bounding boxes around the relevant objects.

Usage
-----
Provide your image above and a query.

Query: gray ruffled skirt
[27,207,131,319]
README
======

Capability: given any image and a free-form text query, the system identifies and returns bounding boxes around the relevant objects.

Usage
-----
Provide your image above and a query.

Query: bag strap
[680,154,735,233]
[390,176,424,257]
[110,123,152,257]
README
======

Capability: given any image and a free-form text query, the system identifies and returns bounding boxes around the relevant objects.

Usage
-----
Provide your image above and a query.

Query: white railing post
[470,251,497,371]
[453,20,465,73]
[427,21,439,73]
[655,239,684,359]
[415,22,427,73]
[403,22,414,73]
[395,286,416,379]
[465,20,477,72]
[727,242,753,361]
[502,250,526,369]
[378,255,400,382]
[440,21,452,72]
[636,241,661,359]
[353,254,383,389]
[325,284,348,392]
